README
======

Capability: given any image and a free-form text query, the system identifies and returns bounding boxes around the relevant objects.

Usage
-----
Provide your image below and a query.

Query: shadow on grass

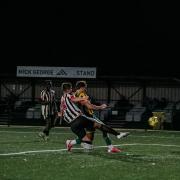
[170,151,180,155]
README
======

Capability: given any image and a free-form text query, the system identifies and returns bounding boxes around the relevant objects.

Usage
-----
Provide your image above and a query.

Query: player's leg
[102,131,122,153]
[92,114,122,152]
[66,138,81,151]
[91,116,130,139]
[86,119,95,141]
[66,120,95,151]
[93,115,122,153]
[67,116,93,151]
[39,116,51,141]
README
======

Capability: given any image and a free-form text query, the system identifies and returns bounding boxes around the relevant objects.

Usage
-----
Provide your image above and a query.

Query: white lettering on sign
[76,70,95,76]
[17,66,96,78]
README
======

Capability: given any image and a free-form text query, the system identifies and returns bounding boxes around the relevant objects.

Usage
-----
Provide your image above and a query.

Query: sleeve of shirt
[60,97,63,111]
[40,90,45,101]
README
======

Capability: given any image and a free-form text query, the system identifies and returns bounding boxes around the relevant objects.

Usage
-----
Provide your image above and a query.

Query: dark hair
[45,80,52,87]
[75,81,87,89]
[61,82,72,91]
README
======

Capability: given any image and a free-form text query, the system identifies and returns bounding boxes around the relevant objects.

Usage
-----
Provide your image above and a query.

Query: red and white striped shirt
[60,93,82,123]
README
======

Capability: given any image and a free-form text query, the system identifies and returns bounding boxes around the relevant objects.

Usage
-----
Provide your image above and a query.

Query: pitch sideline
[0,143,180,156]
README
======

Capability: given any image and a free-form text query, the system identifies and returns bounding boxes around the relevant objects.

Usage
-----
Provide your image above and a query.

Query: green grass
[0,126,180,180]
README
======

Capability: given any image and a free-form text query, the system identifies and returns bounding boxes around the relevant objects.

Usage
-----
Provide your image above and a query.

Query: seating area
[26,104,41,119]
[8,100,43,125]
[125,104,146,122]
[107,98,175,129]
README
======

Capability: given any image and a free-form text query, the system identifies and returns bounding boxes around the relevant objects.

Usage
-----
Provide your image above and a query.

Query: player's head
[75,81,87,90]
[61,82,72,92]
[45,80,52,90]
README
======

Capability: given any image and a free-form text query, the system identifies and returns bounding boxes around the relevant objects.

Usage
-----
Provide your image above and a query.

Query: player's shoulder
[75,90,86,97]
[40,89,46,94]
[51,89,55,93]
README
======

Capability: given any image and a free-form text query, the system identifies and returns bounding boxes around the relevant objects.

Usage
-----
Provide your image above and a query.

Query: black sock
[81,140,92,144]
[99,124,120,136]
[43,130,49,136]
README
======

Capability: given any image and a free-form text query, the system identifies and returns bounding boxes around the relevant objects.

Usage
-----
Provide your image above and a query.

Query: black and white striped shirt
[40,89,57,116]
[60,93,82,123]
[40,89,55,102]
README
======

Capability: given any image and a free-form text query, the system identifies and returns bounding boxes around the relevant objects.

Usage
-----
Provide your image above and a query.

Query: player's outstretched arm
[81,101,107,110]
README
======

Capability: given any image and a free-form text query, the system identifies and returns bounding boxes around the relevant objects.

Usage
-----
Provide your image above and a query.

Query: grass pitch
[0,126,180,180]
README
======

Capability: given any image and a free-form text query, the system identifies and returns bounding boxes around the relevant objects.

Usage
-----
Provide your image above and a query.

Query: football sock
[103,136,112,146]
[75,138,81,144]
[99,124,120,136]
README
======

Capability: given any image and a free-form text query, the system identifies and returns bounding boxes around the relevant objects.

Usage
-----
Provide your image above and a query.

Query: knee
[94,122,101,129]
[86,132,95,141]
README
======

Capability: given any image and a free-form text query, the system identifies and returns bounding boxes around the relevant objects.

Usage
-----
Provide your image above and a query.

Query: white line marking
[0,143,180,156]
[117,143,180,148]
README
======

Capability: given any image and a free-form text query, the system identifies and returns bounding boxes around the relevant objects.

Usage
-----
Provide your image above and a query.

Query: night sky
[0,2,178,77]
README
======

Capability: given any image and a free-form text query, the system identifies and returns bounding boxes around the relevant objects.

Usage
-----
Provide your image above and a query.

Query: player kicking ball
[63,81,130,153]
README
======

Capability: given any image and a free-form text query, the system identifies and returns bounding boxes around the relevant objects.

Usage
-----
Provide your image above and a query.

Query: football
[148,116,159,127]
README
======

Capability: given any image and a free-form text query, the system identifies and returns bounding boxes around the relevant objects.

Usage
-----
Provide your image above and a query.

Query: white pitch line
[0,147,90,156]
[115,143,180,148]
[0,143,180,156]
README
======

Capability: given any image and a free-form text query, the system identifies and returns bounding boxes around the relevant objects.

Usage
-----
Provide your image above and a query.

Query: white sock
[108,145,113,150]
[70,140,77,145]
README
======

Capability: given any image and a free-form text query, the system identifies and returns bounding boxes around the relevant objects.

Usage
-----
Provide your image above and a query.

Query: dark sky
[0,2,178,77]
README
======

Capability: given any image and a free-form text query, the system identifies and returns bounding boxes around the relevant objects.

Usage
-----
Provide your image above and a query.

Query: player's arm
[76,91,107,110]
[40,90,52,105]
[81,100,107,110]
[58,111,63,117]
[58,96,64,117]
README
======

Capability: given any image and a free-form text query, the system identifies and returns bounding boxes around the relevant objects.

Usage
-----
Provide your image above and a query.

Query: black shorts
[70,115,94,139]
[85,115,95,133]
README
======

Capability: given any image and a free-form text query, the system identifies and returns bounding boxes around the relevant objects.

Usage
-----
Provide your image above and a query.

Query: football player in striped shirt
[59,82,94,149]
[59,82,129,151]
[66,81,125,153]
[38,80,58,141]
